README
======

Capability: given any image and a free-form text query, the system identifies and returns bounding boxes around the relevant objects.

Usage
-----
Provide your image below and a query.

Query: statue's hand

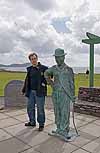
[48,80,54,87]
[46,76,54,87]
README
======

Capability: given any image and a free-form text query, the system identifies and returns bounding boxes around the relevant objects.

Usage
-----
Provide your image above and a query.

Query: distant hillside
[0,63,30,67]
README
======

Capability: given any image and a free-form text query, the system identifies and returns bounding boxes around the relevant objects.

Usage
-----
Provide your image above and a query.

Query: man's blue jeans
[27,90,45,126]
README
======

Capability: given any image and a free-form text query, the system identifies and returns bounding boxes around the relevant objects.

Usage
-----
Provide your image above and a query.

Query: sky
[0,0,100,67]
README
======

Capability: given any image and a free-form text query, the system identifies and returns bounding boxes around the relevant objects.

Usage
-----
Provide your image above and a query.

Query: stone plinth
[78,87,100,103]
[4,80,27,108]
[74,87,100,117]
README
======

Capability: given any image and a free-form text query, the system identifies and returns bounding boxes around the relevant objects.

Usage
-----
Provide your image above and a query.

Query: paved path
[0,97,100,153]
[0,96,4,109]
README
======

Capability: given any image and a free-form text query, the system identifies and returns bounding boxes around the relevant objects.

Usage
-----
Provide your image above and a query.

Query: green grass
[75,73,100,95]
[0,72,26,96]
[0,71,100,96]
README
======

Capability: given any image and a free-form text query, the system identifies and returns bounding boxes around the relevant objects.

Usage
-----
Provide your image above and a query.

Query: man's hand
[46,76,54,86]
[21,90,25,96]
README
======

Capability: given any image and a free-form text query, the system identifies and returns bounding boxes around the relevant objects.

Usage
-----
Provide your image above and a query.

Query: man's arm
[22,67,30,94]
[22,74,28,94]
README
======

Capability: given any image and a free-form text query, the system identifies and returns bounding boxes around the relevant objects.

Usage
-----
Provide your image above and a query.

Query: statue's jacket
[45,63,75,102]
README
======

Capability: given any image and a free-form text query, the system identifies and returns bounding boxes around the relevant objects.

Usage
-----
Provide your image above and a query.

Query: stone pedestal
[4,80,27,108]
[74,87,100,117]
[78,87,100,102]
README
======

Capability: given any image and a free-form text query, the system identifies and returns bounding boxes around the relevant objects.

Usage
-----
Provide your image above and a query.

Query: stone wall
[74,87,100,117]
[74,100,100,117]
[78,87,100,103]
[4,80,27,108]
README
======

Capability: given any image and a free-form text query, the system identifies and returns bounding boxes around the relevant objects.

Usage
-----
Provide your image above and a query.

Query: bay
[0,66,100,74]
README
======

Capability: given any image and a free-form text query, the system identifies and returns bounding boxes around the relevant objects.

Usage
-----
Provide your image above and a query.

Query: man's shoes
[25,122,36,127]
[38,126,44,131]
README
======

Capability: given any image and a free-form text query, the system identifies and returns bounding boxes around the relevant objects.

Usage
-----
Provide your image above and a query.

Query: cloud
[0,0,100,67]
[25,0,57,12]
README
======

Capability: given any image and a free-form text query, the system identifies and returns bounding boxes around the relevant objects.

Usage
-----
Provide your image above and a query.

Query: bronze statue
[45,48,76,141]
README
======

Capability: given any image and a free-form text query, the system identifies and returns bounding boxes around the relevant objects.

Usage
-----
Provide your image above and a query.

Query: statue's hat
[53,48,67,56]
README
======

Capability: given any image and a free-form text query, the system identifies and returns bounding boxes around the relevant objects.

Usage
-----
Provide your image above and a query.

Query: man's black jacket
[22,62,48,97]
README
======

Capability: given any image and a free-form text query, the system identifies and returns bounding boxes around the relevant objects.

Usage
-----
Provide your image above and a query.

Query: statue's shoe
[60,133,71,140]
[51,129,70,138]
[48,129,61,137]
[52,129,60,134]
[49,132,71,141]
[48,130,79,142]
[65,135,71,139]
[59,132,79,142]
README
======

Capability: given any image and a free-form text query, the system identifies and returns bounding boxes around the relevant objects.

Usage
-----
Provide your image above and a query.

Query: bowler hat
[53,48,67,56]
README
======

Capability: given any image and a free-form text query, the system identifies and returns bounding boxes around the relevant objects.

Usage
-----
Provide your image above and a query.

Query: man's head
[53,48,66,66]
[28,53,38,65]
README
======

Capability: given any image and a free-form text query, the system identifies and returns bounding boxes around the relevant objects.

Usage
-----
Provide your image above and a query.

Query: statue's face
[55,55,65,66]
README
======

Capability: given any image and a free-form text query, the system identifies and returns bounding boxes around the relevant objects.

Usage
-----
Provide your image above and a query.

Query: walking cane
[72,103,79,136]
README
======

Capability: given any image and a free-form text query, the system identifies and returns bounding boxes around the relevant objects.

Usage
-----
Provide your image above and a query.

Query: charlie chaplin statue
[45,48,75,140]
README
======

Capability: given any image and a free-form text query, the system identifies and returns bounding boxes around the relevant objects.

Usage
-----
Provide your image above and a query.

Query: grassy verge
[0,71,100,96]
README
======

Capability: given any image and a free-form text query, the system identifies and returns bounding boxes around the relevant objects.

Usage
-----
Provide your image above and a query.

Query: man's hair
[28,53,38,60]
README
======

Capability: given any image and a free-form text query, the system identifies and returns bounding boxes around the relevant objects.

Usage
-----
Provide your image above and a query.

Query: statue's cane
[72,103,79,136]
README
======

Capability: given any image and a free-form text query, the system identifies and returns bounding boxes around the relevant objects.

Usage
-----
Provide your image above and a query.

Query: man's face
[30,55,38,65]
[55,55,65,66]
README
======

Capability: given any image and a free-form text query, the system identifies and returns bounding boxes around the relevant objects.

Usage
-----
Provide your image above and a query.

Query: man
[44,48,75,139]
[22,53,48,131]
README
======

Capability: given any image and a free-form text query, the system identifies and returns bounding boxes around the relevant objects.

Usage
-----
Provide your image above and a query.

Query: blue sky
[52,17,71,33]
[0,0,100,67]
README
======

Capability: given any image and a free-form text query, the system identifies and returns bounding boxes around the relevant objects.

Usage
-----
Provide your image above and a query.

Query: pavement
[0,97,100,153]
